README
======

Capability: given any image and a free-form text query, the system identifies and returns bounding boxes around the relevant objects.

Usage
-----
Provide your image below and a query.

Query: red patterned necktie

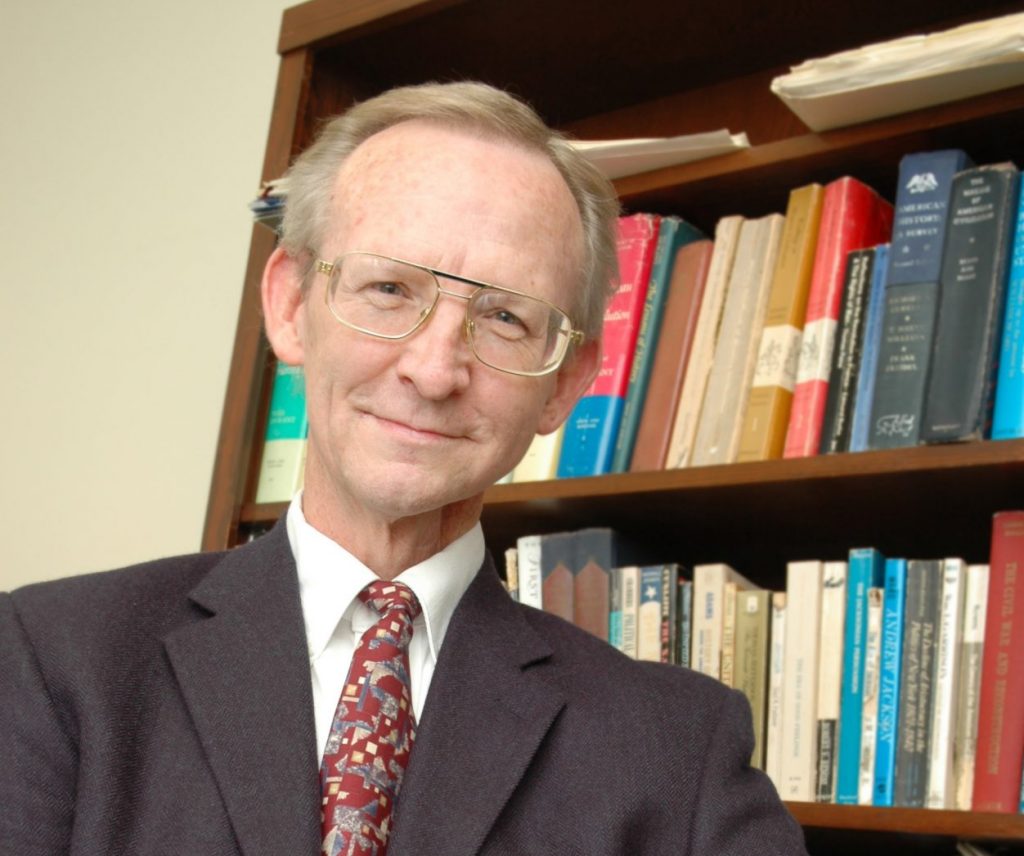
[320,580,422,856]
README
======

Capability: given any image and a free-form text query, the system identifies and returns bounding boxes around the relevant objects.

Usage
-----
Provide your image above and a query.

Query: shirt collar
[287,493,484,663]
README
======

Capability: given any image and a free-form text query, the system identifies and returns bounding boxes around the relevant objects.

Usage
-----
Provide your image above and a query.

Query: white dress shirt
[286,494,484,762]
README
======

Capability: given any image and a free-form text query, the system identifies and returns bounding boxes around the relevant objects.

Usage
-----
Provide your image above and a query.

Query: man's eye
[370,280,405,296]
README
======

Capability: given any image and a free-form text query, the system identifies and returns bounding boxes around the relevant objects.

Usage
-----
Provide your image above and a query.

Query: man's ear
[262,247,307,365]
[536,338,601,435]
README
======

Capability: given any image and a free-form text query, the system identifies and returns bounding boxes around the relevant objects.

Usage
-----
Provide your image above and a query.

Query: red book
[973,510,1024,813]
[783,178,892,458]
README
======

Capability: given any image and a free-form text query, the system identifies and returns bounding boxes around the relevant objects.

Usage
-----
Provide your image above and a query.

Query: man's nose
[394,291,474,399]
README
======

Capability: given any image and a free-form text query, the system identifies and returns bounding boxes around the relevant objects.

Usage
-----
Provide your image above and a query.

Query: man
[1,82,807,855]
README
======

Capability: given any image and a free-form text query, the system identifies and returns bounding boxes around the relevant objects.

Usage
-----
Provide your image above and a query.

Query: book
[954,563,990,810]
[780,560,824,802]
[766,592,788,790]
[874,557,908,807]
[720,581,739,687]
[637,565,666,662]
[539,530,576,623]
[675,576,693,668]
[784,176,893,457]
[665,216,744,468]
[612,217,703,472]
[868,149,973,449]
[859,586,885,804]
[922,163,1021,443]
[737,183,825,462]
[848,244,891,452]
[735,589,772,769]
[619,565,640,659]
[254,361,308,504]
[692,213,785,465]
[574,527,628,642]
[659,564,681,664]
[558,213,659,477]
[608,566,623,651]
[630,239,714,471]
[816,560,848,802]
[511,427,564,482]
[692,563,757,679]
[973,510,1024,812]
[894,558,943,808]
[836,547,886,804]
[993,188,1024,440]
[926,558,967,809]
[504,548,519,602]
[515,534,544,610]
[819,248,877,453]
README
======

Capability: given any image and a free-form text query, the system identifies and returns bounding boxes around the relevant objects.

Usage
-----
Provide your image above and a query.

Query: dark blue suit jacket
[1,520,807,855]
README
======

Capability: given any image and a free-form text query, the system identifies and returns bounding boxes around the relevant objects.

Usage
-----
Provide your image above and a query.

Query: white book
[511,426,564,482]
[620,565,641,660]
[664,216,744,469]
[780,560,824,802]
[691,214,786,466]
[859,586,885,804]
[766,591,788,791]
[692,563,756,680]
[815,560,847,802]
[515,535,543,609]
[954,563,990,810]
[504,548,519,601]
[926,557,967,809]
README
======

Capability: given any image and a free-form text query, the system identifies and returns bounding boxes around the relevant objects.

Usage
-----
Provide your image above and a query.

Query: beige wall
[1,0,293,589]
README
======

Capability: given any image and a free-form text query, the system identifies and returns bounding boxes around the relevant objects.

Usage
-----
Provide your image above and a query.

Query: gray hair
[279,81,619,340]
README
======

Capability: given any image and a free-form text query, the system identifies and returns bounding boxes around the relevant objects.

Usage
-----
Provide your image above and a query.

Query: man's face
[287,121,596,525]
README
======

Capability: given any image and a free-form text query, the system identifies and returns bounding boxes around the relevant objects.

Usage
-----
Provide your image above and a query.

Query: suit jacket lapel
[389,554,565,856]
[163,521,321,856]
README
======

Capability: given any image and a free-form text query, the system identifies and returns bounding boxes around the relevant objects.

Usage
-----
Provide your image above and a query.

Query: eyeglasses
[313,251,584,377]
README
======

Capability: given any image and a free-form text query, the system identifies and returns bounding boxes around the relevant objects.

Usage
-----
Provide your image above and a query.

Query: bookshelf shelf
[208,0,1024,850]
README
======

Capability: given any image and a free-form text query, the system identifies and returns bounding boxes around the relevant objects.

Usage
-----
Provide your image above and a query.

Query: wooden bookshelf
[205,0,1024,849]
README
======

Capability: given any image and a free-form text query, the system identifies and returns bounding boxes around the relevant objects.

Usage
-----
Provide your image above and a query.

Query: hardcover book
[816,561,848,802]
[574,527,631,641]
[692,563,757,680]
[973,511,1024,813]
[859,587,885,804]
[619,565,641,659]
[868,149,973,449]
[511,427,564,483]
[612,217,703,472]
[630,239,714,471]
[993,189,1024,440]
[735,589,772,769]
[784,177,893,458]
[539,530,576,624]
[954,563,990,810]
[737,183,825,462]
[922,163,1021,443]
[254,362,308,504]
[766,592,788,791]
[559,213,658,477]
[675,577,694,668]
[849,244,891,452]
[873,557,908,807]
[637,565,665,662]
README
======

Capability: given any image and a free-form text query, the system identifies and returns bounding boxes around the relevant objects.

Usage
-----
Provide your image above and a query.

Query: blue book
[873,557,908,807]
[849,243,889,452]
[611,217,703,472]
[993,188,1024,440]
[836,548,886,804]
[609,566,623,651]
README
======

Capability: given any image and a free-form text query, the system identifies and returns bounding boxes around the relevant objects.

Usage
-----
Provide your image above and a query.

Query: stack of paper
[771,13,1024,131]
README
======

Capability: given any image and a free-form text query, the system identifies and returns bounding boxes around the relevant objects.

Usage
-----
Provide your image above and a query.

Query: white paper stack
[569,131,749,179]
[771,13,1024,131]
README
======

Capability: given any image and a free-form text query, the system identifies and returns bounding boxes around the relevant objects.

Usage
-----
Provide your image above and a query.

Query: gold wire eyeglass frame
[313,251,584,377]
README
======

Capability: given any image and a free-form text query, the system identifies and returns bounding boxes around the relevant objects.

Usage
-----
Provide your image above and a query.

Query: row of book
[512,148,1024,483]
[505,511,1024,813]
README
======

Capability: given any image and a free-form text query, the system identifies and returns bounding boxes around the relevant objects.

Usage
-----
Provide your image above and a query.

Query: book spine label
[993,192,1024,439]
[874,558,907,807]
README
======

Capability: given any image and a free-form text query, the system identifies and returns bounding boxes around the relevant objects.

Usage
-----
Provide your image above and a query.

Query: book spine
[539,531,575,623]
[665,216,744,468]
[953,563,990,810]
[922,164,1020,442]
[859,587,885,804]
[781,560,824,802]
[784,177,893,458]
[819,248,876,454]
[993,190,1024,440]
[849,244,890,452]
[613,218,702,472]
[620,566,640,660]
[254,362,308,504]
[573,527,616,641]
[973,511,1024,812]
[515,535,543,610]
[558,213,658,477]
[926,558,967,809]
[867,149,972,450]
[608,566,623,652]
[766,592,788,791]
[504,548,519,602]
[735,589,771,769]
[894,559,942,807]
[692,564,725,679]
[630,240,714,471]
[737,183,824,462]
[873,558,907,807]
[660,564,680,664]
[511,427,564,483]
[676,578,693,668]
[720,581,739,687]
[836,548,885,804]
[816,561,847,802]
[637,565,665,662]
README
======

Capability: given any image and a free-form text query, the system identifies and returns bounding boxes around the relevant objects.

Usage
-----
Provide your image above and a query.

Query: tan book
[691,213,785,466]
[504,547,519,600]
[815,560,848,802]
[720,581,740,687]
[736,183,825,462]
[766,592,788,790]
[735,588,773,769]
[664,216,744,469]
[692,563,756,680]
[511,426,564,483]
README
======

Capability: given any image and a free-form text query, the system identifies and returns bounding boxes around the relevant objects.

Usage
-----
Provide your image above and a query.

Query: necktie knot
[359,580,422,623]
